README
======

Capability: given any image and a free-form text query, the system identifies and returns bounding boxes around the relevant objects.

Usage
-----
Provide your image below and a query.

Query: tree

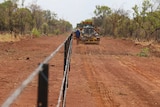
[0,1,72,36]
[113,9,130,38]
[94,5,112,19]
[29,4,43,30]
[12,8,32,34]
[132,0,159,41]
[93,5,112,35]
[0,0,17,31]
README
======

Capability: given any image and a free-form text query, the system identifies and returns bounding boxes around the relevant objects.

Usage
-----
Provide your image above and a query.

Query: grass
[0,34,20,42]
[137,47,150,57]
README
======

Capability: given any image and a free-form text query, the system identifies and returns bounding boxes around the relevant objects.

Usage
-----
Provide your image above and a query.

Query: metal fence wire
[1,34,73,107]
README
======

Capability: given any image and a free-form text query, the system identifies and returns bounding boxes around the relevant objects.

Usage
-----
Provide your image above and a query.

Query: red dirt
[0,35,160,107]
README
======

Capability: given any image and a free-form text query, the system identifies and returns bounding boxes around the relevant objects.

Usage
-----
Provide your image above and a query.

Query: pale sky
[0,0,143,27]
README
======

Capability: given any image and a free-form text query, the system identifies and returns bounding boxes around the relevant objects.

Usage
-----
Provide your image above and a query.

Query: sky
[0,0,143,27]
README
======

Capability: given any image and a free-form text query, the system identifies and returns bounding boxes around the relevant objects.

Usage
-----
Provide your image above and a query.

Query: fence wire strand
[1,36,70,107]
[56,36,73,107]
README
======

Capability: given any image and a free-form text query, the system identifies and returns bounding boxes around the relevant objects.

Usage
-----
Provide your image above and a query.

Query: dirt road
[0,35,160,107]
[68,37,160,107]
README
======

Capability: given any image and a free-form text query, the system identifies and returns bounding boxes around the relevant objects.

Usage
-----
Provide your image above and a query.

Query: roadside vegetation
[92,0,160,43]
[137,47,150,57]
[86,0,160,57]
[0,0,72,41]
[1,0,160,47]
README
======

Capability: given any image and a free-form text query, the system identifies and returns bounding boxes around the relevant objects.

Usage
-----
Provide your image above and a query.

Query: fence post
[69,34,72,71]
[37,64,49,107]
[64,39,66,72]
[62,34,72,107]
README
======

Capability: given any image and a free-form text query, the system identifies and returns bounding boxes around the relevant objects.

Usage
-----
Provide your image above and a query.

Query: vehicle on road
[76,21,100,44]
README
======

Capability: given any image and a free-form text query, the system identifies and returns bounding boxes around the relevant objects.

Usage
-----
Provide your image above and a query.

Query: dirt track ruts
[0,35,160,107]
[67,37,160,107]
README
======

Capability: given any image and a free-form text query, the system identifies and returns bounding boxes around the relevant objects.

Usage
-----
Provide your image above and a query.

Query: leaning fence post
[37,63,49,107]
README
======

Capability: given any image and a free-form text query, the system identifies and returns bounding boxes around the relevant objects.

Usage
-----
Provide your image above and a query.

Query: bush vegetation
[92,0,160,42]
[137,47,150,57]
[0,0,72,37]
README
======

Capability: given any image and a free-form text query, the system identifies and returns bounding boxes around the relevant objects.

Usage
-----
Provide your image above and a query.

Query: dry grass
[134,40,160,57]
[0,34,21,42]
[134,40,154,47]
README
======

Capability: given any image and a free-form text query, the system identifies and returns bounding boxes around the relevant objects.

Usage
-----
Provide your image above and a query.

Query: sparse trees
[92,0,160,42]
[0,0,72,36]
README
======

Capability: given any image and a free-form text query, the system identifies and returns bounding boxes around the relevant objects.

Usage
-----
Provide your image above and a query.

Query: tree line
[92,0,160,42]
[0,0,72,37]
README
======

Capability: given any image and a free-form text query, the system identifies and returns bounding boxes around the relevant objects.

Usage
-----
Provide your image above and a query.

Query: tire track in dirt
[82,56,113,107]
[116,56,160,88]
[69,37,160,107]
[79,45,120,107]
[111,56,160,107]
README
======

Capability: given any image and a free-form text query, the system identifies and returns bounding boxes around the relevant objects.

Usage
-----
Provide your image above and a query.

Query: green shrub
[54,29,60,35]
[137,47,150,57]
[32,28,40,37]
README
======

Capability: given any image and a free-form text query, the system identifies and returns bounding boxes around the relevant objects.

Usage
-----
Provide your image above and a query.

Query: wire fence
[1,34,73,107]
